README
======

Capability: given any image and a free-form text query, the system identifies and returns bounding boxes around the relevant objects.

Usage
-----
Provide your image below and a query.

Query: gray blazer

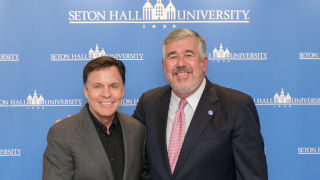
[43,106,146,180]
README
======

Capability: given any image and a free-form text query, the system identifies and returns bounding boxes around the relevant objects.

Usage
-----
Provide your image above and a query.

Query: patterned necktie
[168,99,188,173]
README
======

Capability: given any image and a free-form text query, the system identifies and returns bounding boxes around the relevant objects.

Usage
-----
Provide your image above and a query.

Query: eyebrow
[185,50,195,54]
[167,49,195,56]
[166,51,177,57]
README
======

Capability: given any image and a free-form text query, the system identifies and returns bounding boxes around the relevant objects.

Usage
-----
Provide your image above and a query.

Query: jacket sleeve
[141,135,150,180]
[42,126,74,180]
[132,92,146,125]
[232,96,268,180]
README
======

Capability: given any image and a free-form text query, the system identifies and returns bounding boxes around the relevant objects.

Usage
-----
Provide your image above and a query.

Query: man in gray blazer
[43,56,146,180]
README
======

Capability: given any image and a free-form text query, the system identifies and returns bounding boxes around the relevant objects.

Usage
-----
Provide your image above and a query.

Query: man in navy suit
[133,28,268,179]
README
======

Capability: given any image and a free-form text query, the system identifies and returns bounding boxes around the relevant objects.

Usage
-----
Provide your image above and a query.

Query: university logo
[299,52,320,60]
[297,147,320,155]
[254,88,320,107]
[0,52,20,62]
[0,90,82,109]
[51,44,144,61]
[0,149,22,157]
[68,0,250,28]
[208,43,267,62]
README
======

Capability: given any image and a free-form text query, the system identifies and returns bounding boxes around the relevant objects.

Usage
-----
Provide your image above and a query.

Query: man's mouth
[172,67,193,76]
[176,71,188,76]
[101,102,112,105]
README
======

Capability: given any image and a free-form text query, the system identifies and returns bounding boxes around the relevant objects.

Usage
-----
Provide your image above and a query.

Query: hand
[55,115,72,124]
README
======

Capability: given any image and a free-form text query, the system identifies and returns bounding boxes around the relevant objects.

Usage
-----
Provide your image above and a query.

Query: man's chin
[170,78,203,96]
[171,83,194,94]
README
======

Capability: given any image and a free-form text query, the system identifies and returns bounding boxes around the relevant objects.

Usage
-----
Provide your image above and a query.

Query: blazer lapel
[118,113,133,180]
[155,87,172,174]
[173,80,219,175]
[77,106,115,180]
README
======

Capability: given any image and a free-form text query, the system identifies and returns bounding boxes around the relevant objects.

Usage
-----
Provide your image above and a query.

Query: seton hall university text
[69,10,250,22]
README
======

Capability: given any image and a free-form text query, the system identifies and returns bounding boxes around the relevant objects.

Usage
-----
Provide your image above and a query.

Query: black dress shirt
[86,104,124,180]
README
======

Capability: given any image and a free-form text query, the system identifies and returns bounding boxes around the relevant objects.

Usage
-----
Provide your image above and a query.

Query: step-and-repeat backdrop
[0,0,319,179]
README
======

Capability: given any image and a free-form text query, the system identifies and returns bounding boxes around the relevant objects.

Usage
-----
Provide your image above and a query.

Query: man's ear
[121,85,125,97]
[83,84,88,99]
[202,57,208,73]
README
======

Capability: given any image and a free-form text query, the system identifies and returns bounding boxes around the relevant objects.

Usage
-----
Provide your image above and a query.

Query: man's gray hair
[161,28,207,63]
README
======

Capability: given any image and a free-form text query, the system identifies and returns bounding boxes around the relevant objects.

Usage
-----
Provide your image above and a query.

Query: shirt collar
[86,103,119,132]
[171,78,206,110]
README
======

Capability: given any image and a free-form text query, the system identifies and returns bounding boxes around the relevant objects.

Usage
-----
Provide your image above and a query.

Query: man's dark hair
[83,56,125,85]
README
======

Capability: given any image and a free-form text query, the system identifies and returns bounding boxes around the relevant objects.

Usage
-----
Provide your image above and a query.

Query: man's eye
[94,84,101,88]
[168,55,177,60]
[111,84,118,88]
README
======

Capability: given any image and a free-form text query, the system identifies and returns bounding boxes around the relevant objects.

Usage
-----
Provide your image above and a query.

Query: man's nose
[102,87,112,98]
[176,55,186,66]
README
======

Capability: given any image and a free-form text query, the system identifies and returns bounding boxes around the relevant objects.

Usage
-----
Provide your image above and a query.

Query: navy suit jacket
[133,79,268,180]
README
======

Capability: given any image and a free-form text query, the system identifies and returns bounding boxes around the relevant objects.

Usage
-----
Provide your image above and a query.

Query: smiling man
[162,36,207,99]
[43,56,146,180]
[133,28,268,179]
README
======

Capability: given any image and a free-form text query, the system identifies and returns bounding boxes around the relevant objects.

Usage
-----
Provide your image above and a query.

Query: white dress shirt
[166,78,206,149]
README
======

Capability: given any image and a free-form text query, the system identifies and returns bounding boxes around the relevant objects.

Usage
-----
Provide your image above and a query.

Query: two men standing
[43,28,267,180]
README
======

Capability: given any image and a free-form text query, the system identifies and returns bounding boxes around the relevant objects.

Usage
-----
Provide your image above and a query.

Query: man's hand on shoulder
[55,115,72,124]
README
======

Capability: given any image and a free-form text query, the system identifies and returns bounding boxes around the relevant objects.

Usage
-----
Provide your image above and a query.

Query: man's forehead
[89,66,119,75]
[87,68,122,83]
[167,49,195,55]
[87,78,121,83]
[166,38,197,49]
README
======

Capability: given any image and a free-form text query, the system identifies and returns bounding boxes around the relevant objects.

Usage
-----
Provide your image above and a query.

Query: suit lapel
[118,113,133,180]
[173,80,219,175]
[155,87,172,174]
[77,106,115,180]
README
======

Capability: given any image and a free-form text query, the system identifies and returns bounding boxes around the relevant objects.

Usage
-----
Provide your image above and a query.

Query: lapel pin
[208,110,213,116]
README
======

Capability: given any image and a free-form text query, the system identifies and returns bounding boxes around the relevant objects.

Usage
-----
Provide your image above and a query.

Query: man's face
[84,66,124,123]
[162,37,208,98]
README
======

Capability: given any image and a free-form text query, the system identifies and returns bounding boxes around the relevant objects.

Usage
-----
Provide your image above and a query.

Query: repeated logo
[51,44,144,62]
[68,0,250,28]
[0,90,82,109]
[208,43,267,62]
[254,88,320,107]
[0,52,20,62]
[0,149,22,157]
[299,52,320,60]
[121,98,139,107]
[297,147,320,155]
